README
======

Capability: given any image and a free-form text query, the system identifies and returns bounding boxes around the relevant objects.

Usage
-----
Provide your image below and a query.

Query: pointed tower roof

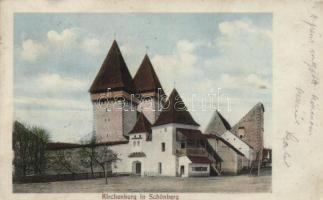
[153,89,199,127]
[133,54,165,95]
[129,112,152,134]
[89,40,136,94]
[204,110,231,136]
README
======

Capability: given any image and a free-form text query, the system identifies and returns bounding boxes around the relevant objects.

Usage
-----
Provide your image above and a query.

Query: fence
[13,171,114,183]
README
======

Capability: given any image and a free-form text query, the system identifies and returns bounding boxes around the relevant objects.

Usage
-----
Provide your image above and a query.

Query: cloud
[120,44,134,56]
[217,19,271,43]
[21,39,47,62]
[204,19,272,77]
[15,96,89,111]
[81,38,101,55]
[20,28,95,62]
[152,39,202,93]
[220,73,269,89]
[47,28,77,44]
[37,73,88,92]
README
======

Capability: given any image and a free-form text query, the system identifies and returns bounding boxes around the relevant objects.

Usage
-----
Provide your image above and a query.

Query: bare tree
[78,133,120,184]
[92,144,120,184]
[78,134,96,178]
[48,149,78,175]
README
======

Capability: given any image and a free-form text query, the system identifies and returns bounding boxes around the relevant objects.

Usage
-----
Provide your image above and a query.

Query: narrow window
[133,141,136,147]
[137,141,140,146]
[238,127,245,139]
[158,162,162,174]
[164,127,167,132]
[161,142,165,152]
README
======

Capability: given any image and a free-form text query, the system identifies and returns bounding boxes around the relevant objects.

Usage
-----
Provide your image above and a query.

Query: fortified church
[48,40,266,176]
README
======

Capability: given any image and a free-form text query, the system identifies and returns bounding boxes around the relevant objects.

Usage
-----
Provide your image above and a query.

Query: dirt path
[13,171,271,193]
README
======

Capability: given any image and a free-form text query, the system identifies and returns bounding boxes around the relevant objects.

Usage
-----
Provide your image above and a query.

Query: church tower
[89,40,138,142]
[133,54,165,124]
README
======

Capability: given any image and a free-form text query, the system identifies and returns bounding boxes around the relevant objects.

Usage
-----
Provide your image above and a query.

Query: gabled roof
[89,40,136,94]
[133,54,165,95]
[129,112,152,134]
[188,156,213,164]
[204,110,231,136]
[153,89,199,127]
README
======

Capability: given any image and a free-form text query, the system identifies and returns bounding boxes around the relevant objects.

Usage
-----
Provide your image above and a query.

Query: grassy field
[13,169,271,193]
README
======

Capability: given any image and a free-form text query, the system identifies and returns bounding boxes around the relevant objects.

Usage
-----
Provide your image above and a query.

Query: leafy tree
[12,121,51,177]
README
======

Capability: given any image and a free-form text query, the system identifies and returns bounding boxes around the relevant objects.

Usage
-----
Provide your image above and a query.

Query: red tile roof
[188,156,213,164]
[176,128,206,139]
[153,89,199,127]
[47,142,81,150]
[133,54,165,95]
[129,112,152,134]
[47,141,129,150]
[89,40,136,94]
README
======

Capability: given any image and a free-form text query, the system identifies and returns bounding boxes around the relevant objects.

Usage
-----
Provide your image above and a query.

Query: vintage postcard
[0,0,322,200]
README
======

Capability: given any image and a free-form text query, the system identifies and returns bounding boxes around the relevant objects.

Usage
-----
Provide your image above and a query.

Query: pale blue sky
[14,13,272,147]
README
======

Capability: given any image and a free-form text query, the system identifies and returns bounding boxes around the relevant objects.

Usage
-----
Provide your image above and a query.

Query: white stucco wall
[178,156,191,177]
[109,144,130,174]
[189,163,210,177]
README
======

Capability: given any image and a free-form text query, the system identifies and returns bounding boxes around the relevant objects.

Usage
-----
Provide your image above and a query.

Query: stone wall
[93,100,137,142]
[231,103,265,154]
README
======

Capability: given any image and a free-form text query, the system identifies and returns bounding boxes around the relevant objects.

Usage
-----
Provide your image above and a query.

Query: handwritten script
[283,14,320,168]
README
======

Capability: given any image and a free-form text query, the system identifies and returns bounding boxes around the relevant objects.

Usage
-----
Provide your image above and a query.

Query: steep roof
[204,110,231,136]
[133,54,165,95]
[129,112,152,134]
[89,40,136,94]
[153,89,199,127]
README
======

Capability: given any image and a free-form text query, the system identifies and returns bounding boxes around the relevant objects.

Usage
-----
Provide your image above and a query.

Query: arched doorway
[132,161,141,175]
